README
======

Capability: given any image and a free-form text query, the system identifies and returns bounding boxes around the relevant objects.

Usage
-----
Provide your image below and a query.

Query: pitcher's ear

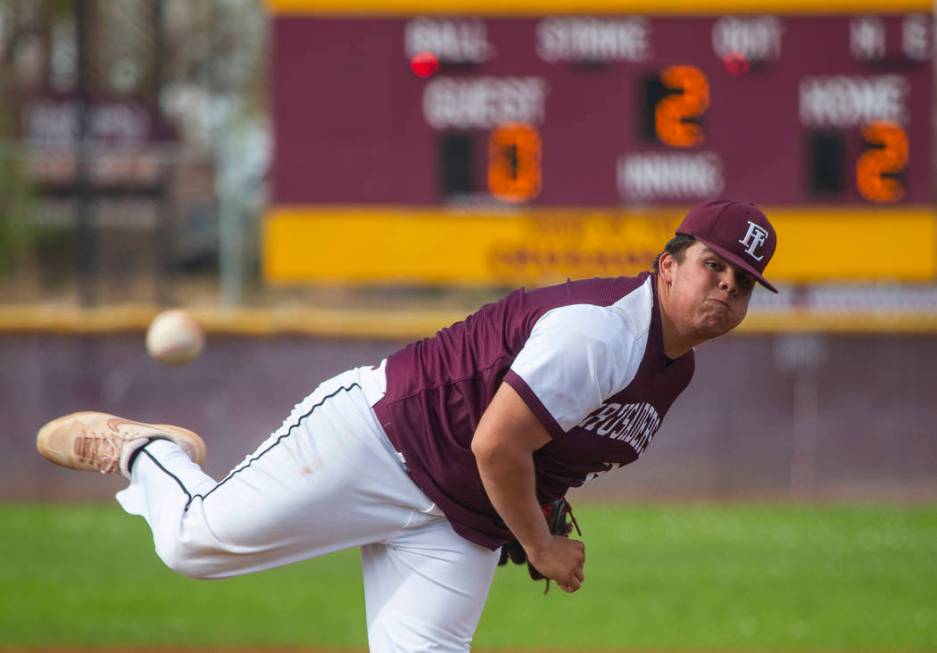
[658,251,676,284]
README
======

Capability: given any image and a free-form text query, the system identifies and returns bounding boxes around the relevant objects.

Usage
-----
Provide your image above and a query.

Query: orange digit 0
[655,65,710,148]
[488,123,542,203]
[856,121,908,203]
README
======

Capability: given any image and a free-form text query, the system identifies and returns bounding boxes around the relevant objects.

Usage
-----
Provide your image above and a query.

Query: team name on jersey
[578,401,662,455]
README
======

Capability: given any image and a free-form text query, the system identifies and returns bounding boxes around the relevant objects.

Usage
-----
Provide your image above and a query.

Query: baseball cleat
[36,411,206,475]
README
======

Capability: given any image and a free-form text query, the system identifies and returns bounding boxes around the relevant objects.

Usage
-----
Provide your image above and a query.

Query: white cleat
[36,411,206,475]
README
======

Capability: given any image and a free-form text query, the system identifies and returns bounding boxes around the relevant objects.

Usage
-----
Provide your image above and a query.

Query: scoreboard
[264,0,937,286]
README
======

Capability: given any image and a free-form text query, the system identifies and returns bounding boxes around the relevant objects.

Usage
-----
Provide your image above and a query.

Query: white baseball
[146,309,205,365]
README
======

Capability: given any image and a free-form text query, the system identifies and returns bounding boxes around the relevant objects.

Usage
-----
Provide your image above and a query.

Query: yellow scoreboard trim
[263,205,937,286]
[265,0,932,15]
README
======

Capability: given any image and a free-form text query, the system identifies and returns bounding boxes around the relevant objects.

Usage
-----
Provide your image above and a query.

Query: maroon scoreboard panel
[272,13,932,207]
[265,5,936,287]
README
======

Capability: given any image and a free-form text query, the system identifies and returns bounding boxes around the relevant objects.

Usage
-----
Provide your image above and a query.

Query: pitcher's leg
[362,518,499,653]
[116,372,435,579]
[116,439,225,577]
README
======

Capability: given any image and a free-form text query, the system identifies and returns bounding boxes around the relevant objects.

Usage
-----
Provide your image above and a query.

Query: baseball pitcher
[37,199,777,652]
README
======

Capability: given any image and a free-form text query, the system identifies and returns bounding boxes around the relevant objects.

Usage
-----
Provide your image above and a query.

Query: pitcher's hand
[526,535,585,592]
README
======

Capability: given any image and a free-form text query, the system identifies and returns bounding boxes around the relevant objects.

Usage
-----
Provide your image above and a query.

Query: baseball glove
[498,497,581,593]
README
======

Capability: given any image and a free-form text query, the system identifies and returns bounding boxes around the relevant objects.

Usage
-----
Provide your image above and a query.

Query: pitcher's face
[659,242,754,340]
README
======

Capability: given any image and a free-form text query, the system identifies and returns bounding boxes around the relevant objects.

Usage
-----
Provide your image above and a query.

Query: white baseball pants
[115,364,500,652]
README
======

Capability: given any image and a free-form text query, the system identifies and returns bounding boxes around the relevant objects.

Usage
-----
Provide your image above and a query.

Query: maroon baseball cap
[676,199,778,293]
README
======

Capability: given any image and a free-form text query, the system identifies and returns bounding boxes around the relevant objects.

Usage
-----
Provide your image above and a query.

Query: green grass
[2,504,936,651]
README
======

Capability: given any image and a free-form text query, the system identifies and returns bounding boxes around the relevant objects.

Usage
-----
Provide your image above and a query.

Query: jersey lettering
[578,400,662,455]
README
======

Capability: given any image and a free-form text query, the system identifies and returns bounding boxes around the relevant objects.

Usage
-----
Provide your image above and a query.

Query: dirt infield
[0,646,576,653]
[0,648,654,653]
[0,650,368,653]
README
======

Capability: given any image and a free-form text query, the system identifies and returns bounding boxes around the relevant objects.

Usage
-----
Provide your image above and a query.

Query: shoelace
[74,435,122,474]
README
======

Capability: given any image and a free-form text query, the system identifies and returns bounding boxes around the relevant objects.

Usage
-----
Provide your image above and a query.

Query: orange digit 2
[856,121,908,203]
[655,65,709,148]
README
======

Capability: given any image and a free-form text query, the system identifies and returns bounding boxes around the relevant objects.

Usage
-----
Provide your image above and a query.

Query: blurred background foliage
[0,0,267,305]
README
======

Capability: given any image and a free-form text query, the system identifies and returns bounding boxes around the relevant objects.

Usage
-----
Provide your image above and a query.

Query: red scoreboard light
[265,0,937,287]
[410,51,440,78]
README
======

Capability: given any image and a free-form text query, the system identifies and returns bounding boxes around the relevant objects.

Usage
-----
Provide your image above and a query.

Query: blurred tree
[0,0,270,301]
[0,107,37,278]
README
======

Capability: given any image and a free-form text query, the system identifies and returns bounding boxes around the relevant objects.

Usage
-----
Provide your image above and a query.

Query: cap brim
[692,237,779,293]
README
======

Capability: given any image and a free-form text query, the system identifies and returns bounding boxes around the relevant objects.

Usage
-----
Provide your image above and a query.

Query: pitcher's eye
[737,273,755,290]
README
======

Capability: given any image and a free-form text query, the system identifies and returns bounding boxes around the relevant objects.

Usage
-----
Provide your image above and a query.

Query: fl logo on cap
[738,221,769,261]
